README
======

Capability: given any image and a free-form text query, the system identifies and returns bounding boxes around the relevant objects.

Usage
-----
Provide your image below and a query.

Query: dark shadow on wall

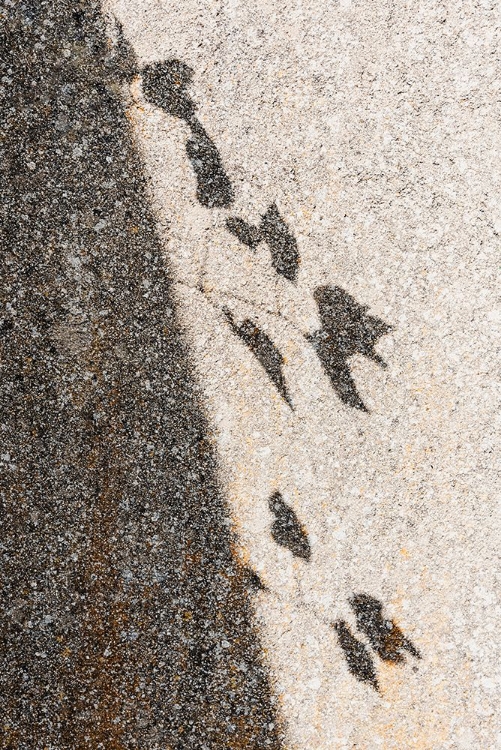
[0,4,283,748]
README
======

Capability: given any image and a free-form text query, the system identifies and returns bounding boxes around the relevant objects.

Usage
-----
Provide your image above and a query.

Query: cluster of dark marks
[227,203,299,282]
[268,492,311,561]
[142,60,234,208]
[141,59,392,412]
[307,286,392,411]
[223,308,293,409]
[334,595,421,691]
[139,56,416,712]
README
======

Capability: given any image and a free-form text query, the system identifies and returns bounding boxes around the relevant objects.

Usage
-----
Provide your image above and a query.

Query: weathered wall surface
[2,0,500,747]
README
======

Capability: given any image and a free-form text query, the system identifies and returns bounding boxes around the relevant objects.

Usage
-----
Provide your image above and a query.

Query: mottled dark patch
[350,594,421,663]
[141,59,195,119]
[268,492,311,561]
[334,621,379,691]
[226,216,263,250]
[0,5,282,748]
[307,286,391,411]
[223,308,293,408]
[186,120,234,208]
[260,203,299,282]
[226,205,299,282]
[141,59,234,208]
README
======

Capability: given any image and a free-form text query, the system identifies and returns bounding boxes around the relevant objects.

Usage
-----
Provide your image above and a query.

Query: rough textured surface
[2,0,501,747]
[0,3,282,747]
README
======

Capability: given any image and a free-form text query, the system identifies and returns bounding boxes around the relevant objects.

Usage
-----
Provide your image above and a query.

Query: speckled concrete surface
[2,0,501,748]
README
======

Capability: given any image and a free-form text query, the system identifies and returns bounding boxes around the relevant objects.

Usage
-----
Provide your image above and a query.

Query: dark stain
[141,59,234,208]
[350,594,421,663]
[333,621,379,691]
[0,5,283,748]
[307,286,392,411]
[226,204,299,282]
[223,308,293,408]
[268,492,311,561]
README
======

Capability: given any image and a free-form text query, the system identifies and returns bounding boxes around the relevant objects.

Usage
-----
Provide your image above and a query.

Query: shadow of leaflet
[223,308,294,409]
[226,203,300,283]
[333,621,379,691]
[0,5,283,748]
[307,286,392,412]
[334,595,421,692]
[350,594,421,663]
[142,59,234,208]
[268,492,311,561]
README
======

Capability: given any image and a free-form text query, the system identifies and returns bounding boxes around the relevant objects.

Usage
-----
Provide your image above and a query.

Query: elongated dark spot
[334,621,379,691]
[226,216,263,249]
[223,308,293,408]
[268,492,310,561]
[186,121,234,208]
[260,203,299,282]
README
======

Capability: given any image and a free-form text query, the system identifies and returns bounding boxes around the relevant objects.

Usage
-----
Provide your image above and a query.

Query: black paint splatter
[350,594,421,663]
[142,60,234,208]
[268,492,310,561]
[307,286,391,411]
[223,308,292,408]
[334,621,379,691]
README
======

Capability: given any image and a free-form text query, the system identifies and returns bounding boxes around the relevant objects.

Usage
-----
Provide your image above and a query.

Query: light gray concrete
[108,1,500,746]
